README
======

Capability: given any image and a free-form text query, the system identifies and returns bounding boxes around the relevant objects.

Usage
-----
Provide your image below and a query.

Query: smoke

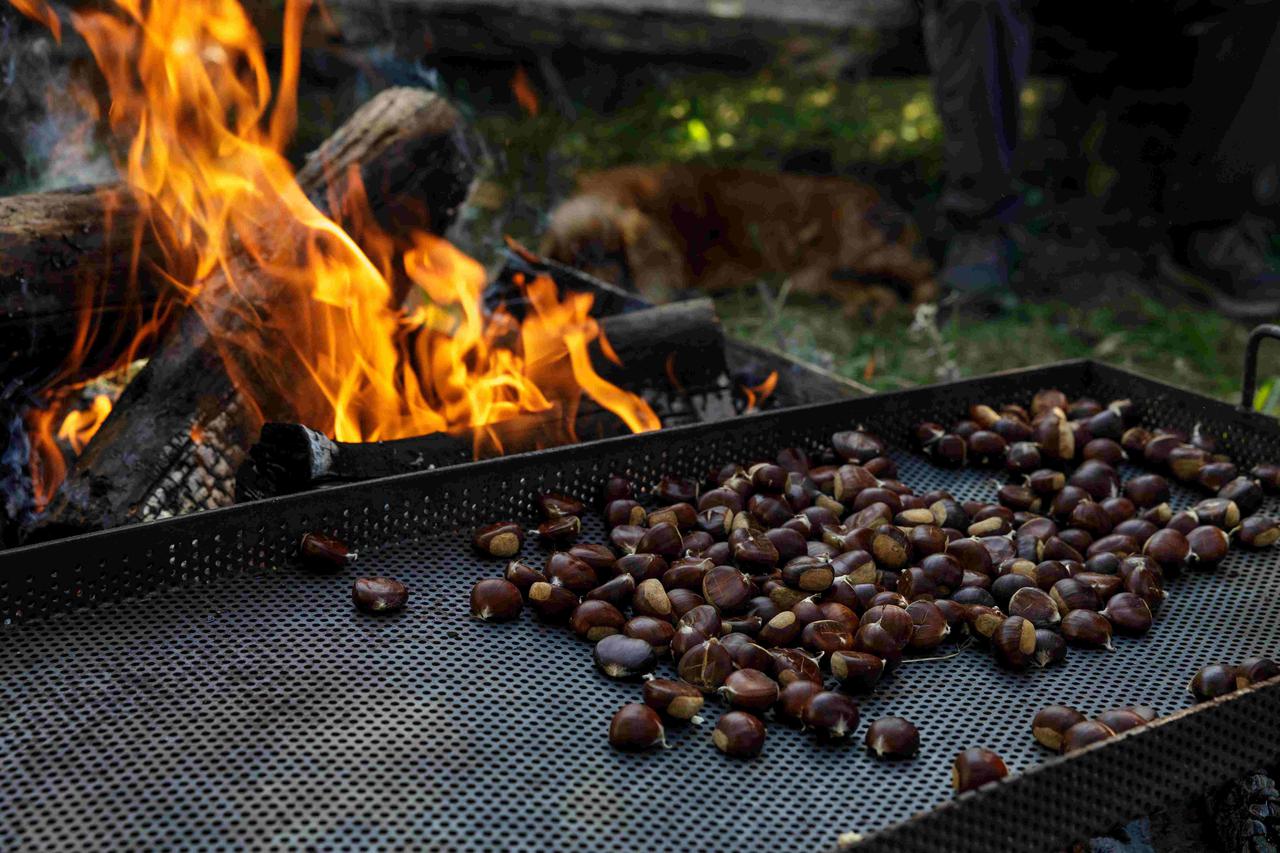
[0,8,115,194]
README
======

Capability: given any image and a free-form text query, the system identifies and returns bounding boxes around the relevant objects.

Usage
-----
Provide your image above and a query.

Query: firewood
[32,87,477,539]
[0,187,189,388]
[234,299,727,499]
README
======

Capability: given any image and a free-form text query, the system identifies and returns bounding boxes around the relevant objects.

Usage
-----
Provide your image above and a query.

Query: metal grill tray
[4,359,1280,852]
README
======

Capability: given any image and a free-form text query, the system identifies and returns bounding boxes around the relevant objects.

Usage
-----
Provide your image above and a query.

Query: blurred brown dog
[540,164,937,318]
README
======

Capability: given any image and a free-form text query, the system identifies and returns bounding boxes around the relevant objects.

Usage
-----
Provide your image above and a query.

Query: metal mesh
[3,360,1280,851]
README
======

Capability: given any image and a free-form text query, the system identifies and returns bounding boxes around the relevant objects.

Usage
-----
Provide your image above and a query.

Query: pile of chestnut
[464,386,1279,790]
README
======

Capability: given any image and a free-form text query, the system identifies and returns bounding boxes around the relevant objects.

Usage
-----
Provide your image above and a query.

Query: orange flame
[741,371,779,412]
[11,0,60,41]
[17,0,659,503]
[57,395,114,453]
[511,66,540,116]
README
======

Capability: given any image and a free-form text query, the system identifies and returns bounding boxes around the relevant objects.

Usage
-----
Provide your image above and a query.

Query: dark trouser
[923,0,1032,228]
[1161,2,1280,228]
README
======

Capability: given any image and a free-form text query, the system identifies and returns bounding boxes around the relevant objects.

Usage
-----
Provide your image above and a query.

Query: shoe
[938,229,1017,320]
[1158,215,1280,321]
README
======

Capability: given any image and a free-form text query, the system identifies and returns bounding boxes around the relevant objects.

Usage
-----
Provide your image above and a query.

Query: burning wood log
[0,188,188,388]
[235,298,726,499]
[32,87,477,540]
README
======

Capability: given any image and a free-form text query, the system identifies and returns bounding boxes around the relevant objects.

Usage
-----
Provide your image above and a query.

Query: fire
[511,66,540,116]
[14,0,658,503]
[57,394,113,453]
[741,371,779,411]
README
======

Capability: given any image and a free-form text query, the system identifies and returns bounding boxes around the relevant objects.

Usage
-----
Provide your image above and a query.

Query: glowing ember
[15,0,659,505]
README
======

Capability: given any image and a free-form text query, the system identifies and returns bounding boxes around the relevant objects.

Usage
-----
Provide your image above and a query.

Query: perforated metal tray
[3,358,1280,852]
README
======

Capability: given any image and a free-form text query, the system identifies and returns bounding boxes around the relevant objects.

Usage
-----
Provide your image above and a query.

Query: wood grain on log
[0,187,190,388]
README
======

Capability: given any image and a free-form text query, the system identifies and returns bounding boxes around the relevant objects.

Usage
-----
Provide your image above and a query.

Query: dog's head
[540,196,636,290]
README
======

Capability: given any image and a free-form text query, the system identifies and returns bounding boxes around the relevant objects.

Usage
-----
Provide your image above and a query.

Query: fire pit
[2,356,1279,850]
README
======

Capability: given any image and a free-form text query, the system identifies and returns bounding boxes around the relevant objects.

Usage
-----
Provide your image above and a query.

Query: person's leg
[924,0,1030,226]
[1158,2,1280,319]
[923,0,1032,312]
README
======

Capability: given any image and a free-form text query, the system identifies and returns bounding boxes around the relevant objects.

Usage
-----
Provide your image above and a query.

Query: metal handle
[1240,324,1280,410]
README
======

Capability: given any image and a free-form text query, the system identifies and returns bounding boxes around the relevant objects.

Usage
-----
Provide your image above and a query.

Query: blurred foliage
[474,72,1056,181]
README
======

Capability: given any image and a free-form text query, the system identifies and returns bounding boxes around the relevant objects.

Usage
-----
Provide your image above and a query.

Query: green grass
[715,288,1280,406]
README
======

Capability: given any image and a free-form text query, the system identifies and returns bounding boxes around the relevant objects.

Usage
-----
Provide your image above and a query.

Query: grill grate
[2,360,1280,851]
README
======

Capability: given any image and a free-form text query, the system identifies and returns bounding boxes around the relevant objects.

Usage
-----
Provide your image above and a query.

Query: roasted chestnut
[594,634,657,680]
[470,578,523,622]
[1061,719,1115,753]
[1050,578,1100,615]
[632,578,673,620]
[951,748,1008,793]
[801,619,856,655]
[545,552,598,594]
[1008,586,1059,627]
[504,560,546,595]
[626,616,676,655]
[703,565,754,612]
[1033,629,1067,667]
[537,491,585,520]
[642,677,704,719]
[1061,609,1113,650]
[570,600,626,641]
[637,522,684,560]
[1186,525,1230,567]
[609,703,666,751]
[966,606,1006,642]
[1237,657,1280,687]
[655,474,698,504]
[776,680,824,725]
[993,615,1037,670]
[607,499,648,528]
[528,581,578,621]
[1031,705,1086,751]
[352,577,408,613]
[300,531,356,570]
[1143,529,1190,570]
[585,574,637,609]
[1190,663,1239,700]
[781,556,836,593]
[865,716,920,759]
[677,638,734,691]
[1252,463,1280,493]
[770,647,824,686]
[1100,592,1153,636]
[1094,708,1147,735]
[713,711,766,757]
[649,502,698,531]
[802,691,860,739]
[832,429,886,464]
[473,521,524,557]
[719,668,780,711]
[906,600,950,649]
[1239,515,1280,548]
[603,473,635,503]
[829,650,885,693]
